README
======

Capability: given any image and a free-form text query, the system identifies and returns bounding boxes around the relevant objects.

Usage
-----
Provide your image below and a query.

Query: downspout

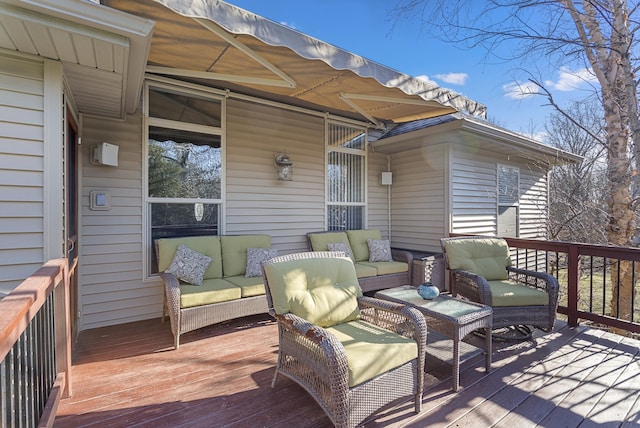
[387,155,392,238]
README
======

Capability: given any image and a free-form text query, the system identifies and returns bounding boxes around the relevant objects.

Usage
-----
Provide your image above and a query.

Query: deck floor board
[55,314,640,427]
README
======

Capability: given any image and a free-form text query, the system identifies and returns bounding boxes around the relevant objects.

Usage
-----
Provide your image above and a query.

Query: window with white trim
[326,122,366,230]
[497,164,519,237]
[145,82,224,275]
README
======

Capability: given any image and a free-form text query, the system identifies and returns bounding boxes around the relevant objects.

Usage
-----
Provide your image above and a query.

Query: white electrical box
[90,190,111,210]
[91,142,119,166]
[381,172,393,185]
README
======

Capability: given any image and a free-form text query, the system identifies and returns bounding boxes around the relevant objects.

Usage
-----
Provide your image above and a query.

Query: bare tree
[546,101,608,244]
[391,0,639,325]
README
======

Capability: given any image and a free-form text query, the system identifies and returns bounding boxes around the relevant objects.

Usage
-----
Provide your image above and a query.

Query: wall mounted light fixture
[274,153,293,181]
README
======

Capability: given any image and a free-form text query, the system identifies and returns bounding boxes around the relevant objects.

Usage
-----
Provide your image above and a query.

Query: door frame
[65,105,79,343]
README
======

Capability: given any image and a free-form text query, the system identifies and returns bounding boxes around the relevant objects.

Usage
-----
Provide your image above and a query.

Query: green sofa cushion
[354,263,378,278]
[443,238,511,280]
[180,278,241,308]
[326,320,418,387]
[264,257,362,327]
[358,260,408,276]
[221,235,271,277]
[308,232,353,256]
[224,275,266,297]
[157,236,223,280]
[347,229,382,262]
[488,280,550,306]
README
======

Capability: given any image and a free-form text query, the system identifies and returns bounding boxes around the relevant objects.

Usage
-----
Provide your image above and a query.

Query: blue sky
[226,0,598,140]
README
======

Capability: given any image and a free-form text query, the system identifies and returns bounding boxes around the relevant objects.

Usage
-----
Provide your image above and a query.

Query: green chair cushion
[224,275,266,297]
[326,320,418,387]
[264,257,362,327]
[358,261,408,276]
[221,235,271,277]
[180,278,241,308]
[157,236,223,280]
[444,238,511,280]
[353,263,378,278]
[488,280,550,306]
[347,229,382,262]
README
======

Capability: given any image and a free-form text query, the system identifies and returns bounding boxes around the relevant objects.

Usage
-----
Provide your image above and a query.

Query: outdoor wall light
[274,153,293,181]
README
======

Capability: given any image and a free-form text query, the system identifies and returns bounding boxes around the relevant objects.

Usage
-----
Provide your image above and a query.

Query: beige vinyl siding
[388,144,446,252]
[225,99,325,252]
[0,53,45,296]
[450,146,498,236]
[79,111,159,329]
[367,150,390,238]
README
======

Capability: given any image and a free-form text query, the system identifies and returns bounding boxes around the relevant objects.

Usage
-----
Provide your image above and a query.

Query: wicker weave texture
[263,252,427,428]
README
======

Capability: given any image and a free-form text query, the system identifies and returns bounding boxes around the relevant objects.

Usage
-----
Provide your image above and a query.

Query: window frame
[325,120,368,231]
[497,164,520,237]
[143,79,226,279]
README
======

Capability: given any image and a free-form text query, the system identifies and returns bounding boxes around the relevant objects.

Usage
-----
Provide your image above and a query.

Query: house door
[65,108,79,343]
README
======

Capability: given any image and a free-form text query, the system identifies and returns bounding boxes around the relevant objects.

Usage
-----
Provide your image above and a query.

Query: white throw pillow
[245,247,279,277]
[165,244,212,286]
[367,239,393,262]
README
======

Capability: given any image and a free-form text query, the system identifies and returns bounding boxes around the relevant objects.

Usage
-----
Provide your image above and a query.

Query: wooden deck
[54,314,640,427]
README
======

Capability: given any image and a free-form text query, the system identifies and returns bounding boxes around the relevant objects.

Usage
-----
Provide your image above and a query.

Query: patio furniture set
[156,233,560,427]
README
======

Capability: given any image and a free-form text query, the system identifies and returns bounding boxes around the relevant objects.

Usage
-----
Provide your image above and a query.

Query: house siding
[450,147,499,236]
[450,146,548,239]
[389,144,447,252]
[0,53,45,296]
[367,150,391,238]
[519,166,548,239]
[79,111,157,330]
[225,99,326,252]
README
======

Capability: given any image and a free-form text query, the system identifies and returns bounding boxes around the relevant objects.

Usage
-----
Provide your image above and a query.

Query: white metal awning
[105,0,486,128]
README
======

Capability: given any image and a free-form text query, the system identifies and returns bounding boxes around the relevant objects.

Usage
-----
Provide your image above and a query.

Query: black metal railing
[498,237,640,335]
[0,259,71,428]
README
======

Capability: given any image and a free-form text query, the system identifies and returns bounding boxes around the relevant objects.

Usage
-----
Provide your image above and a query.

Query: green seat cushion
[354,263,378,278]
[358,261,408,276]
[157,236,223,280]
[488,280,550,306]
[224,275,266,297]
[346,230,382,262]
[180,278,241,308]
[221,235,271,277]
[444,238,511,280]
[264,257,362,327]
[326,320,418,387]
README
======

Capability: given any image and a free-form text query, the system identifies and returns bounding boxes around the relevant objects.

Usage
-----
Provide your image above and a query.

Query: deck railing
[0,259,72,428]
[455,236,640,335]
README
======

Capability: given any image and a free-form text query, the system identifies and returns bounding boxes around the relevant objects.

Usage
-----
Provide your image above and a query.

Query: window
[497,165,519,237]
[326,122,366,230]
[145,82,224,275]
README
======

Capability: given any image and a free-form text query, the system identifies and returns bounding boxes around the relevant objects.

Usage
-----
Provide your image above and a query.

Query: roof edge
[6,0,155,115]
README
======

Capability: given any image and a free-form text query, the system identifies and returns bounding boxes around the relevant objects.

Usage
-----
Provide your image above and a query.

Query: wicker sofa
[155,234,273,349]
[307,230,413,293]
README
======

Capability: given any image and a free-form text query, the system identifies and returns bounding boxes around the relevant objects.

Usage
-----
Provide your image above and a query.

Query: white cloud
[415,74,437,85]
[544,66,597,91]
[503,81,540,99]
[279,21,297,29]
[434,72,468,85]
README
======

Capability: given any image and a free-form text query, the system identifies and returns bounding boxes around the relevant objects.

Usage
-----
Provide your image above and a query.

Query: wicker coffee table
[375,285,492,391]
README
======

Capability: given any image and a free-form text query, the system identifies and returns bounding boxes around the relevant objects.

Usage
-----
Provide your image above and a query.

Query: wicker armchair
[440,236,559,332]
[262,252,427,428]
